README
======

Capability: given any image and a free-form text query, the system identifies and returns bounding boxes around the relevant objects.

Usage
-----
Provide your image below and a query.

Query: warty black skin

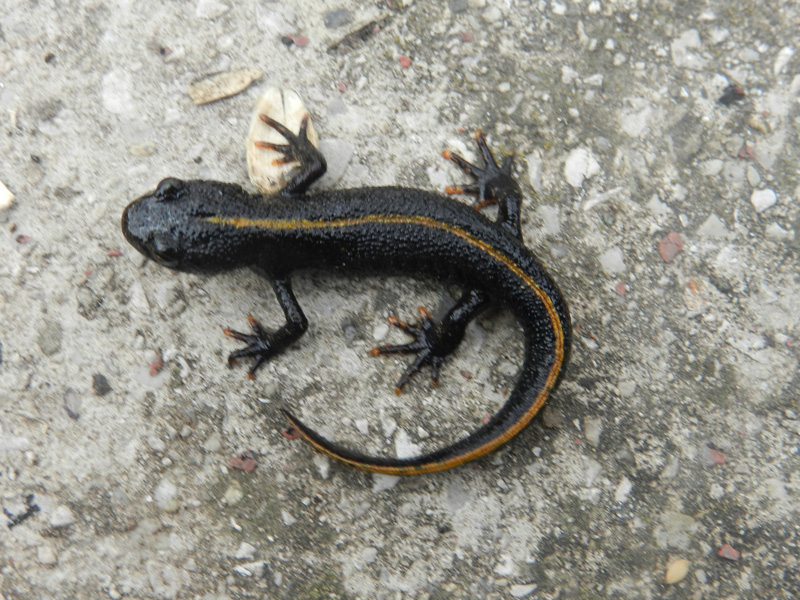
[121,116,571,475]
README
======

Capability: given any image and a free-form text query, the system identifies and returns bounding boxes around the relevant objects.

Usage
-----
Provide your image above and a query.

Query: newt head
[121,178,250,273]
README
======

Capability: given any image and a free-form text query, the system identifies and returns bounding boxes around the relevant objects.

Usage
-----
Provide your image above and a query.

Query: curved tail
[282,341,567,475]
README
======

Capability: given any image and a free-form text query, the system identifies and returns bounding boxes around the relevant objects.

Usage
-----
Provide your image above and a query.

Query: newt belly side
[121,114,571,475]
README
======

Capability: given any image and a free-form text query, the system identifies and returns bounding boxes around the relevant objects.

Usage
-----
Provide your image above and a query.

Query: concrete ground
[1,0,799,598]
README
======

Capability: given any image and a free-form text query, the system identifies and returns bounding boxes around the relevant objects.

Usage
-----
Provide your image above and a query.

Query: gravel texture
[1,1,799,598]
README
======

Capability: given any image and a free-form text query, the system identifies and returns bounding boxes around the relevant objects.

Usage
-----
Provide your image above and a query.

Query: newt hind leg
[443,131,523,240]
[371,289,489,393]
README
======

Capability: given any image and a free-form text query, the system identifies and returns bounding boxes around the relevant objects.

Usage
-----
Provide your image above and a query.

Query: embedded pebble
[750,189,777,213]
[701,159,724,176]
[665,558,689,584]
[482,6,502,22]
[49,505,76,528]
[371,473,400,492]
[614,476,633,503]
[154,478,180,512]
[671,29,705,69]
[37,321,63,356]
[537,205,561,236]
[564,147,601,188]
[234,561,266,577]
[526,152,543,191]
[773,46,795,76]
[583,416,602,447]
[235,542,256,560]
[195,0,229,19]
[395,429,421,458]
[598,247,626,275]
[324,8,352,28]
[202,432,222,453]
[281,509,296,526]
[696,214,730,238]
[247,86,319,194]
[222,480,244,505]
[313,454,330,479]
[102,70,134,114]
[765,222,794,240]
[188,67,263,105]
[718,543,740,561]
[658,232,683,262]
[362,547,378,564]
[746,164,761,187]
[510,583,537,598]
[646,194,673,218]
[0,180,14,211]
[37,544,58,565]
[494,554,515,576]
[147,561,183,598]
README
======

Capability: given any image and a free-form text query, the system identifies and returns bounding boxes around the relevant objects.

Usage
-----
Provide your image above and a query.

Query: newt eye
[150,234,180,267]
[154,178,184,202]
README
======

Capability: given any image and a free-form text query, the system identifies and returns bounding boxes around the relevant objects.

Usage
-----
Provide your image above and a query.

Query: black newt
[121,114,571,475]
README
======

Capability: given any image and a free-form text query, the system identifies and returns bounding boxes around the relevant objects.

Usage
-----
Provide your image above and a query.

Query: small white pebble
[234,542,256,560]
[599,247,626,275]
[615,476,633,503]
[750,189,777,213]
[313,454,330,479]
[154,479,180,513]
[37,545,58,565]
[482,6,503,22]
[362,547,378,564]
[510,583,538,598]
[494,554,515,576]
[564,147,601,188]
[49,505,76,528]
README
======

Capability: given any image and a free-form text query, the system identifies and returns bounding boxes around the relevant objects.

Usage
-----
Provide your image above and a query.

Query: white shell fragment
[246,86,319,195]
[0,180,14,211]
[187,67,263,105]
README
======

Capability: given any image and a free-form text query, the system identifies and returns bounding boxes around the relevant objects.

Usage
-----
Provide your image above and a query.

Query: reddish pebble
[149,354,164,376]
[398,55,412,69]
[292,35,309,47]
[229,450,258,473]
[337,81,347,92]
[706,447,726,466]
[107,249,122,257]
[718,544,740,561]
[460,32,473,42]
[738,143,756,159]
[658,232,683,262]
[614,282,628,297]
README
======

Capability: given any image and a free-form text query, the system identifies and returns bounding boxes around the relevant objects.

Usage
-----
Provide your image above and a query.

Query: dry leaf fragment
[188,67,263,105]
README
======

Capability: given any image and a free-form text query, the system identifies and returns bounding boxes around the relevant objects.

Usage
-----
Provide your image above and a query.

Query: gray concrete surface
[2,0,799,598]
